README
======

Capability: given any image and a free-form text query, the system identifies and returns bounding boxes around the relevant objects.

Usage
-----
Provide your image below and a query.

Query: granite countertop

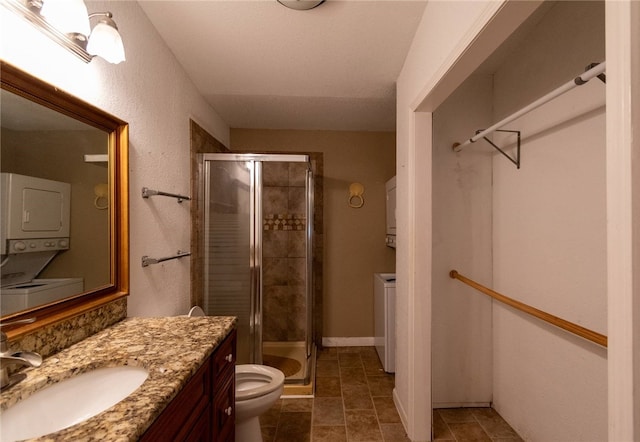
[0,316,237,441]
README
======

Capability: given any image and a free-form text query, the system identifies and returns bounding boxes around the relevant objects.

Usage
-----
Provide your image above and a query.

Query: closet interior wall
[432,2,607,441]
[491,2,606,440]
[432,74,494,407]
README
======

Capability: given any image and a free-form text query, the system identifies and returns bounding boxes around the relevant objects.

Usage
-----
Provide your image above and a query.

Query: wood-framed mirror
[0,61,129,339]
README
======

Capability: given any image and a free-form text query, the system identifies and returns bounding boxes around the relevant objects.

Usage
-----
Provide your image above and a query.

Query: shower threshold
[262,341,316,397]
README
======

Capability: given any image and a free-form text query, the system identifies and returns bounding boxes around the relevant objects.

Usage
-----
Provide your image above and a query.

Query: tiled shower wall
[262,162,309,342]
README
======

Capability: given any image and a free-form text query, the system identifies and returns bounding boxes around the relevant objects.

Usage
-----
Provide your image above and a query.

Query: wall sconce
[94,183,109,210]
[348,182,365,208]
[2,0,125,64]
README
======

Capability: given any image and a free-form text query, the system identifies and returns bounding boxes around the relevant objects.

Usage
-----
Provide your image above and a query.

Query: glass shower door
[203,157,261,363]
[260,160,313,384]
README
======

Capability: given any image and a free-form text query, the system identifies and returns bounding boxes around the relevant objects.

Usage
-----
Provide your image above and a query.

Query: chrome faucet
[0,318,42,391]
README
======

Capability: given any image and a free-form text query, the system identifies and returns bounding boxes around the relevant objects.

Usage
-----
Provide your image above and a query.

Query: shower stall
[201,153,315,385]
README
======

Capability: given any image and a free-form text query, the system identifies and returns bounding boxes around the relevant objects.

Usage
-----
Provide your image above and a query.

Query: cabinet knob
[225,354,233,362]
[225,406,233,416]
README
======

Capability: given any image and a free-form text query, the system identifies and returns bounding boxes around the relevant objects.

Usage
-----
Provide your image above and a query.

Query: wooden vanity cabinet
[211,329,236,441]
[141,329,236,442]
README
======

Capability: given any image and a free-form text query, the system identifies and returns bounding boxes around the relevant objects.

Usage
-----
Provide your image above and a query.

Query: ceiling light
[277,0,325,11]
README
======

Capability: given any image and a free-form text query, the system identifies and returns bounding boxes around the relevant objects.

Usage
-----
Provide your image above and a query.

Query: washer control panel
[7,238,70,253]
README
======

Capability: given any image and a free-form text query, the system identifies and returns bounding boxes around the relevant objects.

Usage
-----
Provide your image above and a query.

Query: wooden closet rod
[449,270,607,348]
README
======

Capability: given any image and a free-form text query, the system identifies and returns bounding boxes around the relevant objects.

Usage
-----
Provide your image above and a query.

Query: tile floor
[433,408,522,441]
[261,346,408,441]
[260,346,521,442]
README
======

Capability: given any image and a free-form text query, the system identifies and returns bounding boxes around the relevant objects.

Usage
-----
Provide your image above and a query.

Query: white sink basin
[0,365,149,441]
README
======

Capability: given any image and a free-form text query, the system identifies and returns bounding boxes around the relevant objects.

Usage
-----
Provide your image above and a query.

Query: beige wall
[231,129,396,338]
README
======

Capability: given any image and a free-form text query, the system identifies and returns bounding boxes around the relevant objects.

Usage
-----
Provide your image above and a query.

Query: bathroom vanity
[0,316,237,441]
[141,324,237,441]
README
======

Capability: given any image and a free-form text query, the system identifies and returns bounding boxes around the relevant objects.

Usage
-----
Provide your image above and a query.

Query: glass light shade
[40,0,91,36]
[277,0,324,10]
[87,20,126,64]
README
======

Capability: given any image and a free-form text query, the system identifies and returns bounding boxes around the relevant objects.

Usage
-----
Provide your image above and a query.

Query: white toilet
[187,306,285,442]
[235,364,285,441]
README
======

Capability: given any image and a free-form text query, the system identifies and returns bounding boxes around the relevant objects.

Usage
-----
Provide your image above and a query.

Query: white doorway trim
[605,1,640,440]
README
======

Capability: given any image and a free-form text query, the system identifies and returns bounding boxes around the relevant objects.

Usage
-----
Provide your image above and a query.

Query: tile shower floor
[259,346,522,442]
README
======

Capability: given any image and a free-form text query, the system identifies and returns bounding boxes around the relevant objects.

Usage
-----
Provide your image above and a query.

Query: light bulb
[40,0,91,36]
[87,18,126,64]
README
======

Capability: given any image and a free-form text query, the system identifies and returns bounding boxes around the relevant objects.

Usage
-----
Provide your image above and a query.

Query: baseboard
[322,336,375,347]
[393,388,410,436]
[433,402,492,409]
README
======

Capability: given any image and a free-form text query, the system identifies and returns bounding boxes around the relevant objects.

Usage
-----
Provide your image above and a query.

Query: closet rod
[453,61,606,152]
[449,269,607,348]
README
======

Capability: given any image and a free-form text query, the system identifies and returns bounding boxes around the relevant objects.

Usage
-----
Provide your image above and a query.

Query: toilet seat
[235,364,285,401]
[187,306,205,317]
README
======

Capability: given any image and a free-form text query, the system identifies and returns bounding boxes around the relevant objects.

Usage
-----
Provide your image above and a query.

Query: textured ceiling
[139,0,427,131]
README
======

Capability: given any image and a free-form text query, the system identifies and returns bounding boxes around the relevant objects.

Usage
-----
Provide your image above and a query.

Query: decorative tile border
[264,214,307,231]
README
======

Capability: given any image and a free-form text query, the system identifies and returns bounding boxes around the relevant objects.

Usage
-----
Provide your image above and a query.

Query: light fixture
[2,0,126,64]
[86,12,125,64]
[39,0,89,35]
[277,0,325,11]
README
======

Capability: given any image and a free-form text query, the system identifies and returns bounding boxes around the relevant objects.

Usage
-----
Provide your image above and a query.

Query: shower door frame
[202,153,314,376]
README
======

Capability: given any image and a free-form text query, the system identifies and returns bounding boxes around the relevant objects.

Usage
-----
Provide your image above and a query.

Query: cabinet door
[212,329,236,384]
[212,375,235,442]
[140,361,210,442]
[141,329,237,442]
[184,405,211,442]
[212,330,236,441]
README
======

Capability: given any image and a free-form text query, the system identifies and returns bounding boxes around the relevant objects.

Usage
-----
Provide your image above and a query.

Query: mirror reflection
[0,88,110,316]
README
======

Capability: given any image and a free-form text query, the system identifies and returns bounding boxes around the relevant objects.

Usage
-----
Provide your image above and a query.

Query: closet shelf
[84,154,108,163]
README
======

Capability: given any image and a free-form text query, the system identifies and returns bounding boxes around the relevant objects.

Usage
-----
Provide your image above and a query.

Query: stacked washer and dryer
[373,176,397,373]
[0,173,83,316]
[374,273,396,373]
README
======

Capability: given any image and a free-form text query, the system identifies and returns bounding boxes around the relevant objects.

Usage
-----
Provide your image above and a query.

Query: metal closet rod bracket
[452,129,521,169]
[142,187,191,203]
[481,129,520,169]
[584,62,606,84]
[142,250,191,267]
